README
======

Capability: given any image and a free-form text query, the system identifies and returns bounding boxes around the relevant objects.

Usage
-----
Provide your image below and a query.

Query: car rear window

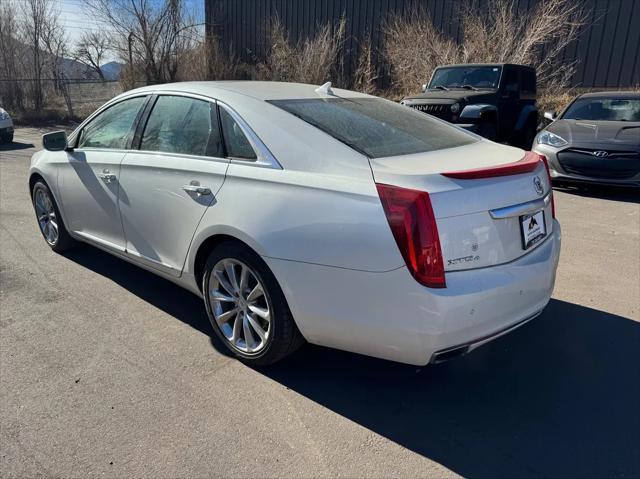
[268,97,476,158]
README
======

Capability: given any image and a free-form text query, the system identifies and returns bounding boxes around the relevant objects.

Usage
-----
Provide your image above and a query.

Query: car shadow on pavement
[554,183,639,203]
[62,246,230,350]
[64,246,639,478]
[0,141,35,152]
[263,299,640,478]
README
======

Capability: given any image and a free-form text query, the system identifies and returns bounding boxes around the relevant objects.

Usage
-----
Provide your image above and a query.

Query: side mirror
[421,83,427,93]
[544,111,557,121]
[42,131,68,151]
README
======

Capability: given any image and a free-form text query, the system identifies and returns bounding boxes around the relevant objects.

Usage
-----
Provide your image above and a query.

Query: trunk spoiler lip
[441,151,543,179]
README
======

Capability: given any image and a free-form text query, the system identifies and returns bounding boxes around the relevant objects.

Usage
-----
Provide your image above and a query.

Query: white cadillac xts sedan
[29,81,561,366]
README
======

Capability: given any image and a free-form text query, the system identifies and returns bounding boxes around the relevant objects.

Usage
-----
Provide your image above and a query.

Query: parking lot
[1,127,639,477]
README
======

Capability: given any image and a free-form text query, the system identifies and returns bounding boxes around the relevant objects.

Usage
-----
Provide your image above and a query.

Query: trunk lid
[370,141,554,272]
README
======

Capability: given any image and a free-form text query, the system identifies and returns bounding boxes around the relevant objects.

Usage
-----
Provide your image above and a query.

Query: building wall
[206,0,640,88]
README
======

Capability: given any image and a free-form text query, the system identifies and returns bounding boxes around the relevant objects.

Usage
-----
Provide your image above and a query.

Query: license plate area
[520,210,546,250]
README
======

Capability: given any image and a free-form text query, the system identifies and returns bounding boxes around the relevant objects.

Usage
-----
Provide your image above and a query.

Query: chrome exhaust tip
[430,344,470,364]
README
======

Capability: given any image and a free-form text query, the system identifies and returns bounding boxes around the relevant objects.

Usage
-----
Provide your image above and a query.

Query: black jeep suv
[401,63,538,148]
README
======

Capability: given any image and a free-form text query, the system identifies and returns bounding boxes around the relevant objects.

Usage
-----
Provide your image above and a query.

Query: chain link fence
[0,79,146,124]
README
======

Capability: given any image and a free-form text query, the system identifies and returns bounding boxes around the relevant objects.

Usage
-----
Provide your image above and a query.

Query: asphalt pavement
[1,127,639,478]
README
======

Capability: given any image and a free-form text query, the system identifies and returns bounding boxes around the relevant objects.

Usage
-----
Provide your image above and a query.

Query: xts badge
[448,255,480,266]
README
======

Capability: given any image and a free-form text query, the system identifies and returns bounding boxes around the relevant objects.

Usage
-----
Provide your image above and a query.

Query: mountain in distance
[100,61,122,80]
[59,57,122,81]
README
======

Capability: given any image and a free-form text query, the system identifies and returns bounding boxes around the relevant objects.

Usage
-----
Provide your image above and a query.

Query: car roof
[578,91,640,99]
[126,81,373,101]
[113,81,378,177]
[435,63,534,70]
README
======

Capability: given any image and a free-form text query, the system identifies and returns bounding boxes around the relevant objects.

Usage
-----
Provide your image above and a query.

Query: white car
[0,106,14,143]
[29,81,561,366]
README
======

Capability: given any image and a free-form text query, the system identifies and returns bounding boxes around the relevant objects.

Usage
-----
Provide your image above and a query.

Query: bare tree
[20,0,55,111]
[40,11,74,117]
[0,2,25,110]
[82,0,201,85]
[75,31,110,80]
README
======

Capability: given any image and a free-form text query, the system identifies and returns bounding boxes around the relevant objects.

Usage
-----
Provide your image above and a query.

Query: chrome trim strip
[489,193,550,219]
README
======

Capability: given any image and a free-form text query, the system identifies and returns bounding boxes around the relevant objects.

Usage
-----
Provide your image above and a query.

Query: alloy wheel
[208,259,272,354]
[34,188,59,245]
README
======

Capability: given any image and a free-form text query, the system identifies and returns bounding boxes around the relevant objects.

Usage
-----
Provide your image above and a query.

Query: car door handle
[98,169,116,183]
[182,184,212,196]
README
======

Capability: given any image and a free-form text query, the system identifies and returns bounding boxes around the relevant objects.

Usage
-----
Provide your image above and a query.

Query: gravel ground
[1,127,639,478]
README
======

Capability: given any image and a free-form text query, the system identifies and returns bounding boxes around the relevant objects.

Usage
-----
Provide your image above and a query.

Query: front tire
[31,181,76,252]
[202,241,304,365]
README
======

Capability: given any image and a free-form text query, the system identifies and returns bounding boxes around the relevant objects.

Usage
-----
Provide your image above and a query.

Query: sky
[12,0,206,64]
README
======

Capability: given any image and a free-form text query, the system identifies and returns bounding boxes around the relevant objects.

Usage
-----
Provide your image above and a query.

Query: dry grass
[383,8,459,96]
[537,89,578,115]
[352,35,379,94]
[256,16,346,85]
[382,0,589,97]
[178,36,247,81]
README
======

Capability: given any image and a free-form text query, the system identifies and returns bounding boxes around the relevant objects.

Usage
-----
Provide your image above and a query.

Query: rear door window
[502,68,520,95]
[269,97,476,158]
[140,95,223,157]
[521,70,536,95]
[218,107,257,160]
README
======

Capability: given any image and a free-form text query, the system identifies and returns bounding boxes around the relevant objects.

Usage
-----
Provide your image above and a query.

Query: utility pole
[127,31,134,88]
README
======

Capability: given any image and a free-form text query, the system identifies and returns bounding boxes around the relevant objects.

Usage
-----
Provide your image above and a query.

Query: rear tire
[202,241,304,366]
[31,181,76,253]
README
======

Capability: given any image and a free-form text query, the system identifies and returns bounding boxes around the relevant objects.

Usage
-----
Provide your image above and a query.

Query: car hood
[402,90,495,103]
[547,120,640,148]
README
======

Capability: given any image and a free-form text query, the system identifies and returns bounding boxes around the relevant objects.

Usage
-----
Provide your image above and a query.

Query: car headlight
[537,130,567,147]
[450,102,460,113]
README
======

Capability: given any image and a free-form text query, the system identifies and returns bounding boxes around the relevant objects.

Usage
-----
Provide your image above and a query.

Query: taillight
[536,153,556,219]
[376,183,446,288]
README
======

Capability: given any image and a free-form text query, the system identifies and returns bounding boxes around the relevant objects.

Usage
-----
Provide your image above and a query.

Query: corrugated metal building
[205,0,640,88]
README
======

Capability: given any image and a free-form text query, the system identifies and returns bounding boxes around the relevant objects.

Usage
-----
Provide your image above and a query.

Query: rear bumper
[266,220,562,366]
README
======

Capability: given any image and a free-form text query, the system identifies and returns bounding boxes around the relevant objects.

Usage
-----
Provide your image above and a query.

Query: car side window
[502,69,519,94]
[79,96,146,149]
[521,70,536,95]
[140,96,223,158]
[219,107,257,160]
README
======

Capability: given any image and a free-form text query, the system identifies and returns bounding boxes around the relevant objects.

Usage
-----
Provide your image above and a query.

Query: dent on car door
[58,95,148,251]
[117,95,230,276]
